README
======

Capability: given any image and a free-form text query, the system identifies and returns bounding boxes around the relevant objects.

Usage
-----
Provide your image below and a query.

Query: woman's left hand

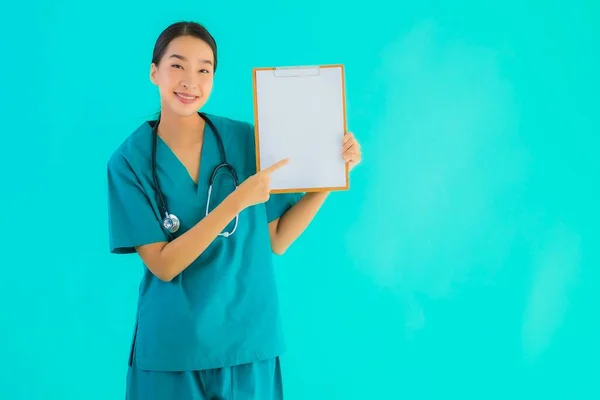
[342,132,362,171]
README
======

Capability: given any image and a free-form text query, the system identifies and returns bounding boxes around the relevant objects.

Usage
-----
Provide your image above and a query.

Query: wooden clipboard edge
[251,67,266,177]
[251,64,350,194]
[270,185,347,195]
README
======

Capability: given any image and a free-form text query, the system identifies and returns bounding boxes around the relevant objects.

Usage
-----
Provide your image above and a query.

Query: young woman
[107,21,362,399]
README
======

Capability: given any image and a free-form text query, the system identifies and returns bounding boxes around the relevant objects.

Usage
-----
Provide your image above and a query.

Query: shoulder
[203,113,254,141]
[107,120,154,174]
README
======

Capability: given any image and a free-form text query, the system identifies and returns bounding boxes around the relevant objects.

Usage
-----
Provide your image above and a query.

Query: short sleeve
[265,192,304,223]
[107,155,168,254]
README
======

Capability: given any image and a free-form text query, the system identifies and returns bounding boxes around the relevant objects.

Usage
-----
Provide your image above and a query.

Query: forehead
[164,35,214,62]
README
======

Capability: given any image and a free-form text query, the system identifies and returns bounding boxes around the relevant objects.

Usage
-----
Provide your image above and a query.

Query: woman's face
[150,35,215,117]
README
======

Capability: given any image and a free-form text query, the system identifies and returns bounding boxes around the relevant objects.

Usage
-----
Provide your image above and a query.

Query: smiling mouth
[174,92,199,104]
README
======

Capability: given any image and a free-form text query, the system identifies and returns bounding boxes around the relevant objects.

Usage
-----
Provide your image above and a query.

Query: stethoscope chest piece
[152,112,237,240]
[162,213,180,233]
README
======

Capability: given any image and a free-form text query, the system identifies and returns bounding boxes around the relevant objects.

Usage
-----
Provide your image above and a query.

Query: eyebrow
[169,53,213,65]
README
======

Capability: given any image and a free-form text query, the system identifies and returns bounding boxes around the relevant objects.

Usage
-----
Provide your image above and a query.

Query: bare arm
[268,191,330,255]
[136,158,290,282]
[136,193,245,282]
[267,131,362,255]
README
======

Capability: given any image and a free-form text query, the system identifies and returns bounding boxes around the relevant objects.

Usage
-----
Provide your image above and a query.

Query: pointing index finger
[262,158,290,174]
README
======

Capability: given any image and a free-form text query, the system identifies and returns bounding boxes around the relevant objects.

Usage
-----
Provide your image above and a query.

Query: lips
[174,92,199,104]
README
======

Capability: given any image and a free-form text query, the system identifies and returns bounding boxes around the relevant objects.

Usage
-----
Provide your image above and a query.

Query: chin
[168,101,204,117]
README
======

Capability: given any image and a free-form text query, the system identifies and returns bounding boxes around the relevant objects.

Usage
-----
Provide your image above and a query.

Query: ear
[149,63,158,86]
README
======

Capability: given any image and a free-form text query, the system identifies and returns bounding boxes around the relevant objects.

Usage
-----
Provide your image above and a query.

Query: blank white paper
[254,65,348,192]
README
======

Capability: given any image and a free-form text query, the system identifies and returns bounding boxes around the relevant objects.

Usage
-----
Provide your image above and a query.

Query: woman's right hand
[233,158,290,209]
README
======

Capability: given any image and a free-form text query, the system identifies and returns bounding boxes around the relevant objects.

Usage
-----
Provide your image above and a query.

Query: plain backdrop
[0,1,599,399]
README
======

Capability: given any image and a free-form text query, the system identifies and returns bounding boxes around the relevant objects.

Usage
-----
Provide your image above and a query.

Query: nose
[181,80,198,91]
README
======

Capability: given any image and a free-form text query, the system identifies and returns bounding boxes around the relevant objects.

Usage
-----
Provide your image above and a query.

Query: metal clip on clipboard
[273,66,321,77]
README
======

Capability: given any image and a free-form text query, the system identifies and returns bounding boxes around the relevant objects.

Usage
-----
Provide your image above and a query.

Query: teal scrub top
[107,113,302,372]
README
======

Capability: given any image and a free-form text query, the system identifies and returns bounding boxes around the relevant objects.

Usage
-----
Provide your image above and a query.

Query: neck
[157,109,205,146]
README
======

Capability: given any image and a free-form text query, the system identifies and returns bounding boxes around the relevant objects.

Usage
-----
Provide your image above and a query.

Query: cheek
[159,83,176,98]
[154,71,175,91]
[165,70,182,87]
[201,76,214,92]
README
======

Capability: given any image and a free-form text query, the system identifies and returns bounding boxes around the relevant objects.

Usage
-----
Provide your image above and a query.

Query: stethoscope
[151,112,239,240]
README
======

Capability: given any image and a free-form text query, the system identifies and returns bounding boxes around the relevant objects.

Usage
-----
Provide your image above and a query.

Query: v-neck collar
[155,120,214,198]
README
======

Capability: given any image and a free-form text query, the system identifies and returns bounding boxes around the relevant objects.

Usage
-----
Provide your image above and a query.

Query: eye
[199,69,211,74]
[171,64,183,69]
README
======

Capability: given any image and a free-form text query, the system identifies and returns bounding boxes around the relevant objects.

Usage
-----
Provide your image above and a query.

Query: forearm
[271,191,329,254]
[157,192,244,280]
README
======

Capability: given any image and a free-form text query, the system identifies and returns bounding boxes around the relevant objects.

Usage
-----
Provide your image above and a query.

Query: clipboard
[252,64,349,194]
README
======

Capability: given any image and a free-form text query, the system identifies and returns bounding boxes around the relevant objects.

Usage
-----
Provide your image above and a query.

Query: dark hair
[151,21,218,72]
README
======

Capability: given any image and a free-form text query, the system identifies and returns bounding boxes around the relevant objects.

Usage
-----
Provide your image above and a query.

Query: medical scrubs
[106,113,302,399]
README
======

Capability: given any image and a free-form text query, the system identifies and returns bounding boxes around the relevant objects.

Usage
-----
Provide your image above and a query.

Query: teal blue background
[1,1,599,399]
